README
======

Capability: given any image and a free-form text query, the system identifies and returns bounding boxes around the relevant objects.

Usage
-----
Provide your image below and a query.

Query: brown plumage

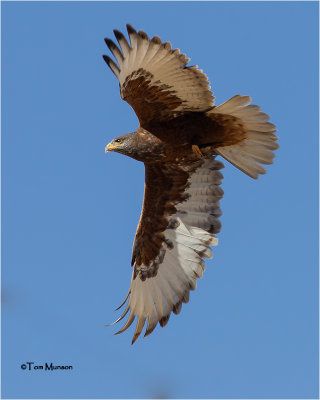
[103,24,279,343]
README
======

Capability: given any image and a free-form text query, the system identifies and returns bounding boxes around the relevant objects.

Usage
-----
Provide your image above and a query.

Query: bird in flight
[103,24,278,343]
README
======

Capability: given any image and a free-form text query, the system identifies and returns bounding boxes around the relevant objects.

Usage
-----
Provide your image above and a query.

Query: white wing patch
[104,24,214,113]
[112,158,224,343]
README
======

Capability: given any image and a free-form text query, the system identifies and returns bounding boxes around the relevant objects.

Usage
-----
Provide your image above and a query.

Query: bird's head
[105,133,135,157]
[105,131,165,162]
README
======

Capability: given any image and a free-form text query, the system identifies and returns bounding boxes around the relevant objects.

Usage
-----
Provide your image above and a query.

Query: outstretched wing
[103,24,214,126]
[113,157,224,343]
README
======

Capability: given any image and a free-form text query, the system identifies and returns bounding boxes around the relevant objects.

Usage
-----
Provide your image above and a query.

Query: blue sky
[1,1,318,399]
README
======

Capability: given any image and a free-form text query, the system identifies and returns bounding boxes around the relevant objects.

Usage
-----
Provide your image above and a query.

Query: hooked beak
[105,142,121,153]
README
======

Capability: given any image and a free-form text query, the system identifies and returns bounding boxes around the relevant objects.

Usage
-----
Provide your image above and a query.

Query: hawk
[103,24,278,343]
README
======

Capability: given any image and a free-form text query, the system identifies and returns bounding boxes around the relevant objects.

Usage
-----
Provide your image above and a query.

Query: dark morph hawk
[103,24,278,343]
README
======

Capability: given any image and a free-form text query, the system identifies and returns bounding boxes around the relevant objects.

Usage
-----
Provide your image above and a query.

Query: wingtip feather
[126,23,136,35]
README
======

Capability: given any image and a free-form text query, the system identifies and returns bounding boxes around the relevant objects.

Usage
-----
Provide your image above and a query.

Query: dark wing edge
[111,157,224,343]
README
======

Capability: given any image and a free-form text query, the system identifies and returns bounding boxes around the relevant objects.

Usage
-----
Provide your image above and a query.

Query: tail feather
[211,95,279,179]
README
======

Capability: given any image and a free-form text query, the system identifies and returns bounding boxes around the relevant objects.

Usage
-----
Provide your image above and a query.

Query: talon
[192,145,203,158]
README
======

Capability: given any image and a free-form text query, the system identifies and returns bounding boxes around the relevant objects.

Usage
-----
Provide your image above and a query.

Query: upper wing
[103,24,214,126]
[112,157,224,343]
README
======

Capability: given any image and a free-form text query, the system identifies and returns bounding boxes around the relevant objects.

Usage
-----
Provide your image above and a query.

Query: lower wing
[112,157,224,343]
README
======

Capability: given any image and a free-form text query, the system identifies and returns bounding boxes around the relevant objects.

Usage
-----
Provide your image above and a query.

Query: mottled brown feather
[121,70,185,126]
[131,160,202,278]
[143,111,247,150]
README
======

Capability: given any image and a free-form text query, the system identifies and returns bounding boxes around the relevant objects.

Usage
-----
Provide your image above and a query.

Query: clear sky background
[1,1,319,399]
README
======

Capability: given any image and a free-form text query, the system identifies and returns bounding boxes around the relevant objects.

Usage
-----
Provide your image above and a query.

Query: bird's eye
[114,139,121,143]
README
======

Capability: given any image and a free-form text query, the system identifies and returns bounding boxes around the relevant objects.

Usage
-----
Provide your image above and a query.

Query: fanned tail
[210,95,279,179]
